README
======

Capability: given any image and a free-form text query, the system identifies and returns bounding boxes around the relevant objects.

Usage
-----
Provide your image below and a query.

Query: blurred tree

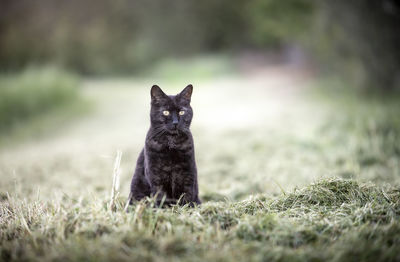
[0,0,250,74]
[0,0,399,90]
[314,0,400,91]
[246,0,315,47]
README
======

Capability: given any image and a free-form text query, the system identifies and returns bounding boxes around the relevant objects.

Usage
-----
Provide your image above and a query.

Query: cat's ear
[179,84,193,102]
[151,85,167,102]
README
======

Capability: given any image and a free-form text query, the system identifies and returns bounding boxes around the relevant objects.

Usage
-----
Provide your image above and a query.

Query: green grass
[0,65,400,261]
[0,67,88,146]
[1,178,399,262]
[0,67,80,130]
[145,55,236,83]
[307,79,400,184]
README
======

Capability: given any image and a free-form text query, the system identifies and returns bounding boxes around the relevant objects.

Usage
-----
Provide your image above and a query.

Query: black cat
[129,84,201,207]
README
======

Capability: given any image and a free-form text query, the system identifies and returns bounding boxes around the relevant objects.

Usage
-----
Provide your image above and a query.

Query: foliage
[0,0,315,74]
[247,0,315,46]
[0,67,80,132]
[0,0,250,74]
[310,0,400,90]
[1,0,398,90]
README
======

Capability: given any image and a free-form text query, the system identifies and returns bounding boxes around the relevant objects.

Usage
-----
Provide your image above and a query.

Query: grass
[0,61,400,261]
[0,67,88,146]
[144,55,236,83]
[1,178,399,262]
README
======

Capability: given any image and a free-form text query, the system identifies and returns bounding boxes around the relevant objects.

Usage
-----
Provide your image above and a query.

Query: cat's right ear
[151,85,167,102]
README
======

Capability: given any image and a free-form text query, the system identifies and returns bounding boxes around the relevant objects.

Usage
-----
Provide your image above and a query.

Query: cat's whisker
[149,127,166,139]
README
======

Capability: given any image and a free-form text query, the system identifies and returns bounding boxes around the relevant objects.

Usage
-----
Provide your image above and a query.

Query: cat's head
[150,84,193,135]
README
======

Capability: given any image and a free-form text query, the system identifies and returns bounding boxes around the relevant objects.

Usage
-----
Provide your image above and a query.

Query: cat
[129,84,201,207]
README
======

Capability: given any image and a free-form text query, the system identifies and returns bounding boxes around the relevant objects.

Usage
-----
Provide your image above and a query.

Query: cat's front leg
[150,186,177,207]
[179,194,199,207]
[150,185,167,204]
[179,175,200,207]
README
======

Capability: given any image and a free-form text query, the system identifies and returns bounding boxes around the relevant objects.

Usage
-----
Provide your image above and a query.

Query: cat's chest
[146,144,190,166]
[153,150,188,171]
[147,133,193,151]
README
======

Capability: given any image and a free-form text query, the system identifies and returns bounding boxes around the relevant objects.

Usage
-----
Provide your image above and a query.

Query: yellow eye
[179,110,185,116]
[163,110,170,116]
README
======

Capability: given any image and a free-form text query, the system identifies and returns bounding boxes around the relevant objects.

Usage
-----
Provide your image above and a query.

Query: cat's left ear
[179,84,193,102]
[151,85,167,103]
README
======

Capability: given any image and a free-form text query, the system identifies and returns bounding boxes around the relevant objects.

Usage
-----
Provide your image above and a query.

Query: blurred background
[0,0,400,200]
[1,0,400,86]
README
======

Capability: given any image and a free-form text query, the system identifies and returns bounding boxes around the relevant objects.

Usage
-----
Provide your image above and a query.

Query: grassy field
[0,60,399,261]
[0,68,87,147]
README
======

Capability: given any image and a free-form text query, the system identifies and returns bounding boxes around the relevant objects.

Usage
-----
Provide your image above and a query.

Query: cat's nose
[172,112,179,126]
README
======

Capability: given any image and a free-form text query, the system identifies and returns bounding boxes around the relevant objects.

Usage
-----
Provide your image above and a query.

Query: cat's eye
[179,110,185,116]
[163,110,170,116]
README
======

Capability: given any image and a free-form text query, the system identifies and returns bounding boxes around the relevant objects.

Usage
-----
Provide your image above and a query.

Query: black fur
[129,84,201,207]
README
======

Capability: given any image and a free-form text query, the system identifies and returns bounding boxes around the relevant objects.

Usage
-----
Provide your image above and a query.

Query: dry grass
[1,178,399,262]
